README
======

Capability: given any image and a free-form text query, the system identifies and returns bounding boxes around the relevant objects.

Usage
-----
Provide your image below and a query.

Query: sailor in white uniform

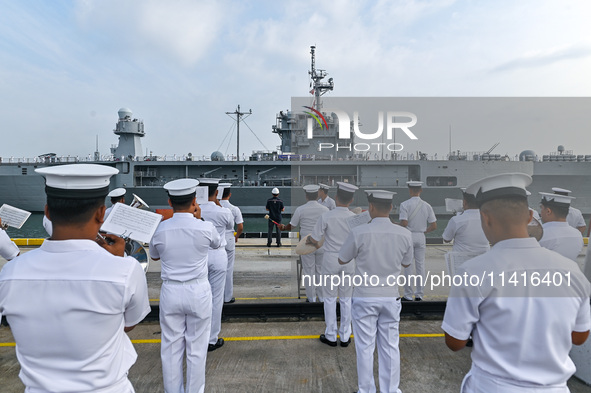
[310,182,358,346]
[198,178,234,352]
[0,218,19,261]
[339,190,413,393]
[218,183,244,304]
[538,191,584,261]
[442,173,591,393]
[399,181,437,301]
[442,190,489,254]
[0,164,150,393]
[551,188,587,235]
[318,183,336,210]
[104,187,126,220]
[280,185,329,302]
[150,179,220,393]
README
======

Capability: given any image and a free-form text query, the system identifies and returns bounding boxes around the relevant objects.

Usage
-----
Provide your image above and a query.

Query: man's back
[399,196,436,232]
[291,201,329,238]
[311,206,355,253]
[266,196,284,222]
[0,239,150,392]
[539,221,584,261]
[442,209,489,253]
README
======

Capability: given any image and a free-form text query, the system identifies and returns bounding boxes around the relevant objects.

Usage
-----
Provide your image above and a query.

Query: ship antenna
[308,45,334,112]
[225,105,252,161]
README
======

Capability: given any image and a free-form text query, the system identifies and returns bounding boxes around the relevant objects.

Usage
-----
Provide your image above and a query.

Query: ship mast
[225,105,252,161]
[309,46,334,111]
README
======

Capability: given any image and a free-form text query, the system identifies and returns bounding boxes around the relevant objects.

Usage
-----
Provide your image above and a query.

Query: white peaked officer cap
[466,173,532,205]
[164,179,200,196]
[407,181,423,187]
[108,188,126,198]
[318,183,330,190]
[197,178,221,186]
[35,164,119,199]
[336,182,358,194]
[365,189,396,203]
[303,185,320,193]
[551,187,572,196]
[272,187,280,195]
[539,192,575,208]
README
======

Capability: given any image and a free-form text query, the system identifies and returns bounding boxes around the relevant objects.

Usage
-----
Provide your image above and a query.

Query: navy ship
[1,47,590,216]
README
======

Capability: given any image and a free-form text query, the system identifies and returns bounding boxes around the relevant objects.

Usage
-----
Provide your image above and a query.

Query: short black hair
[169,193,195,210]
[205,184,217,198]
[222,188,232,199]
[47,196,105,226]
[541,202,569,219]
[463,193,478,209]
[336,189,354,204]
[110,196,124,204]
[370,200,392,212]
[305,191,319,201]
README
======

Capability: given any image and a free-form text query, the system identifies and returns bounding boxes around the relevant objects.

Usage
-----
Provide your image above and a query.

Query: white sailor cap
[466,173,532,205]
[35,164,119,199]
[272,187,280,195]
[365,189,396,203]
[164,178,200,196]
[540,192,575,207]
[551,187,572,196]
[407,181,423,187]
[318,183,330,191]
[525,190,532,196]
[108,188,126,198]
[219,183,232,188]
[197,178,221,187]
[336,182,358,194]
[303,185,320,193]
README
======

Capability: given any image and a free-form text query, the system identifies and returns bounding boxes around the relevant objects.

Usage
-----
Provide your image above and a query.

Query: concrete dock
[1,241,590,392]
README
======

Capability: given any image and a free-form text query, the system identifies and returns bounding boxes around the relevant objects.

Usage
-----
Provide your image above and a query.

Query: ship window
[426,176,457,186]
[22,167,27,175]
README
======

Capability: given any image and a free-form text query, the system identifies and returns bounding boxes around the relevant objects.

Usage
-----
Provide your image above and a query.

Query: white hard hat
[272,187,280,195]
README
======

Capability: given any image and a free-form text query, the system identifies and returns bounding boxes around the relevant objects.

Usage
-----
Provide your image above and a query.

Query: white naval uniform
[318,195,336,210]
[539,221,584,262]
[399,196,436,299]
[104,204,116,221]
[200,201,233,345]
[0,228,19,260]
[0,239,150,393]
[311,206,355,342]
[339,217,413,393]
[567,206,586,230]
[220,199,244,302]
[290,200,329,302]
[442,238,591,392]
[150,213,220,393]
[442,209,490,254]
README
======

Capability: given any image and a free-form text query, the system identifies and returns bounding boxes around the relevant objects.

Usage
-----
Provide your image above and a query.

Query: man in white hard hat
[104,187,126,220]
[551,188,586,235]
[442,173,590,392]
[538,191,584,261]
[339,190,413,393]
[0,164,150,393]
[150,178,220,393]
[265,187,284,247]
[318,183,336,210]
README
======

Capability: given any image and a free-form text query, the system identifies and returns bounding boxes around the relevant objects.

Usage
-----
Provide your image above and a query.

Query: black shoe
[267,243,272,247]
[340,338,351,347]
[224,298,235,304]
[414,297,422,301]
[208,338,224,352]
[401,297,412,302]
[276,243,282,247]
[319,334,337,347]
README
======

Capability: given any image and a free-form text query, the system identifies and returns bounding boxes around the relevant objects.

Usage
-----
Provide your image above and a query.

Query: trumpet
[130,194,149,209]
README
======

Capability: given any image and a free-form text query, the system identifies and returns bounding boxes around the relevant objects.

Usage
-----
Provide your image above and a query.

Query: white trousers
[404,232,426,299]
[461,365,569,393]
[322,251,354,342]
[352,297,402,393]
[301,248,324,302]
[224,235,235,302]
[208,248,228,345]
[160,280,212,393]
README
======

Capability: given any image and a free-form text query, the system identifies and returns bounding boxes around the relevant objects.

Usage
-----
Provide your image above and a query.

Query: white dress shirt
[442,209,490,254]
[539,221,584,261]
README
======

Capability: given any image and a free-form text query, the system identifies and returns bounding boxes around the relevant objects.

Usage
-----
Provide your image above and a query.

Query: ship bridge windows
[426,176,457,187]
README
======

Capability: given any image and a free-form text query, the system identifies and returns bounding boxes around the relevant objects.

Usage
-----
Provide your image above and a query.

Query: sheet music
[445,198,463,213]
[445,252,481,276]
[195,186,209,204]
[100,203,162,244]
[216,186,225,200]
[0,204,31,229]
[346,210,371,231]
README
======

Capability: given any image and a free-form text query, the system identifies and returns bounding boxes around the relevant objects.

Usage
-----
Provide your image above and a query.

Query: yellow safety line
[149,296,300,302]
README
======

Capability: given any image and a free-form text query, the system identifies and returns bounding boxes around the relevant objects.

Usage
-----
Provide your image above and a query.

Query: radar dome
[211,151,225,161]
[519,150,536,161]
[557,145,565,153]
[118,108,132,120]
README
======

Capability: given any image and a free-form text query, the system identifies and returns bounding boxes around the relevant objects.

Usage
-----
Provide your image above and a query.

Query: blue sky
[1,0,590,160]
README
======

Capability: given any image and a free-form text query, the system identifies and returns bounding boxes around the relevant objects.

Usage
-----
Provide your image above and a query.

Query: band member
[552,188,587,234]
[442,190,489,254]
[538,191,584,261]
[104,187,126,220]
[339,190,413,393]
[150,178,220,393]
[318,183,336,210]
[310,182,358,347]
[0,217,19,260]
[280,185,329,302]
[442,173,590,392]
[0,164,150,393]
[399,181,437,301]
[218,183,244,304]
[198,178,234,352]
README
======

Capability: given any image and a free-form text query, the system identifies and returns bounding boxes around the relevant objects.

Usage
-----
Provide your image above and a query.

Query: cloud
[491,44,591,73]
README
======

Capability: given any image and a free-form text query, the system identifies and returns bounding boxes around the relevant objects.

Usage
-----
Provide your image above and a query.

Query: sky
[1,0,590,160]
